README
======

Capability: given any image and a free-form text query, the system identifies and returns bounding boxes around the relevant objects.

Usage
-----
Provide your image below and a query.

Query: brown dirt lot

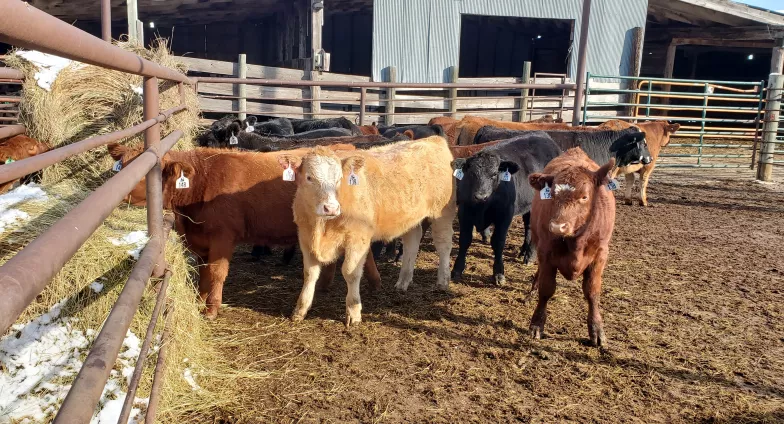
[203,168,784,424]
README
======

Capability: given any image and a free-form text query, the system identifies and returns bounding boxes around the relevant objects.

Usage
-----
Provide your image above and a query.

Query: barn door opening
[458,15,573,78]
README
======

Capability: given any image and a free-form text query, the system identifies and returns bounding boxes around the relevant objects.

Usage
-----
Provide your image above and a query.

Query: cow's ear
[108,143,127,161]
[529,173,553,191]
[452,158,466,170]
[594,158,616,186]
[403,130,415,140]
[499,161,520,175]
[371,122,377,127]
[667,123,680,134]
[342,155,365,173]
[246,115,257,125]
[165,161,196,183]
[27,143,41,156]
[277,154,302,171]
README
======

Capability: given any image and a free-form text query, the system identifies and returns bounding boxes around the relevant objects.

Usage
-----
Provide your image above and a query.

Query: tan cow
[278,137,456,326]
[455,116,572,146]
[609,121,680,206]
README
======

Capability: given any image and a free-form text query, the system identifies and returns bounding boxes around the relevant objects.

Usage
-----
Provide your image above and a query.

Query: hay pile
[5,38,200,187]
[0,40,252,422]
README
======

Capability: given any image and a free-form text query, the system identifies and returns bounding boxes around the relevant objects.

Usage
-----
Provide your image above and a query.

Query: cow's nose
[473,193,488,202]
[549,221,568,235]
[322,203,340,216]
[642,156,652,165]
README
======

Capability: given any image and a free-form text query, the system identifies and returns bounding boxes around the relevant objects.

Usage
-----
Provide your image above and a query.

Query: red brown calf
[528,148,616,347]
[108,143,381,319]
[0,135,49,194]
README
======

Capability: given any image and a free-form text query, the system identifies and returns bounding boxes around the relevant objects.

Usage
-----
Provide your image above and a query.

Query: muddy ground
[206,169,784,423]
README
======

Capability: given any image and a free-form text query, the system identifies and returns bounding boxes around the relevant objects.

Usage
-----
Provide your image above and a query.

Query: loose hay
[5,38,200,188]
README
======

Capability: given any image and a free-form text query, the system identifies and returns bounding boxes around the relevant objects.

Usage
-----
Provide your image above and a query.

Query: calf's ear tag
[176,171,190,189]
[283,165,295,182]
[540,183,552,200]
[453,168,464,181]
[5,158,15,165]
[501,169,512,182]
[607,179,619,191]
[348,167,359,186]
[245,124,254,133]
[229,134,239,145]
[112,160,122,172]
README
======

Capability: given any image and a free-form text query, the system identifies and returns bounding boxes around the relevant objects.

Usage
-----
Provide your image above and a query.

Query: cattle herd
[0,113,681,347]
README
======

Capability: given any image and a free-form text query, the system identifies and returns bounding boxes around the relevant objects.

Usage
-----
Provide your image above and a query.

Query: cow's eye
[581,195,589,202]
[306,175,312,182]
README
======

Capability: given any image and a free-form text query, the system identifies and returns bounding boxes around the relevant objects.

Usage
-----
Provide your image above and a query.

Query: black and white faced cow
[451,132,562,285]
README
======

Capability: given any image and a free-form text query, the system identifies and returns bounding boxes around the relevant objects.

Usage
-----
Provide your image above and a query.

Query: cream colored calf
[278,137,457,326]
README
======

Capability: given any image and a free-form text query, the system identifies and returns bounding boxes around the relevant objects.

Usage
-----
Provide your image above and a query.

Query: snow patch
[131,85,143,97]
[15,50,82,92]
[89,281,105,293]
[183,368,201,391]
[109,231,149,260]
[0,184,48,233]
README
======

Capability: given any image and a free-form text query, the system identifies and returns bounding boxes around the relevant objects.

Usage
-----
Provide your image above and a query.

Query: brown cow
[278,137,456,326]
[428,117,460,145]
[455,116,572,146]
[528,148,616,347]
[0,135,49,194]
[108,143,381,320]
[358,123,381,135]
[607,121,680,206]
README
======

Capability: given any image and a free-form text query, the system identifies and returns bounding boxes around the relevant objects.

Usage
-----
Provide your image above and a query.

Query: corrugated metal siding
[372,0,649,83]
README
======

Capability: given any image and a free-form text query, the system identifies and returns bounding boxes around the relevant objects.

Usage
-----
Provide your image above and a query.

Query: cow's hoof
[202,308,218,321]
[435,282,450,292]
[529,325,543,340]
[451,271,463,282]
[624,199,634,206]
[494,274,506,286]
[590,326,607,348]
[291,311,306,322]
[394,281,408,293]
[345,306,362,327]
[640,200,648,207]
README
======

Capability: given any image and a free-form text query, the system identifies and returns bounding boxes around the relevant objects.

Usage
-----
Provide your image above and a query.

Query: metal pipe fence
[582,73,766,169]
[0,0,193,421]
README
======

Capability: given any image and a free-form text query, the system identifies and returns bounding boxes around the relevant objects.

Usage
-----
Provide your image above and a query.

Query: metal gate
[581,74,766,169]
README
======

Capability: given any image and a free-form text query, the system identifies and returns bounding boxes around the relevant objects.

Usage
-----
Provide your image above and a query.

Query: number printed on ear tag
[112,160,122,172]
[607,179,619,191]
[283,166,295,182]
[453,168,464,180]
[540,183,552,200]
[501,169,512,182]
[229,134,239,145]
[245,124,254,133]
[176,171,190,189]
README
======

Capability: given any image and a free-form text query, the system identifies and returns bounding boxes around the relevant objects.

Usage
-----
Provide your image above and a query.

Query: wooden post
[238,54,247,120]
[449,66,459,118]
[517,61,531,122]
[126,0,138,41]
[757,74,782,182]
[136,20,144,47]
[101,0,111,42]
[386,66,397,126]
[661,41,677,115]
[626,27,643,118]
[308,0,324,119]
[771,38,784,75]
[359,87,366,126]
[571,0,593,125]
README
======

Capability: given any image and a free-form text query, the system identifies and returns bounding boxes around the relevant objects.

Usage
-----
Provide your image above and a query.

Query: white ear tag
[176,171,190,189]
[607,179,619,191]
[229,134,239,145]
[112,160,122,172]
[540,183,552,200]
[245,124,254,133]
[501,169,512,182]
[348,167,359,186]
[453,168,464,180]
[283,165,295,182]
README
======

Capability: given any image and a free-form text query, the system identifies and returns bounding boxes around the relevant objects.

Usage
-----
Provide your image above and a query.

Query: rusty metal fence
[0,1,194,422]
[0,66,23,127]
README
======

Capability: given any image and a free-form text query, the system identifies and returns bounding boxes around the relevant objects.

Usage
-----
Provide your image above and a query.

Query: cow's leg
[490,216,512,286]
[362,252,382,291]
[639,166,655,207]
[292,249,321,321]
[395,224,423,292]
[529,264,557,339]
[450,208,474,282]
[280,245,296,266]
[251,245,271,261]
[200,241,234,320]
[430,213,456,291]
[519,212,536,264]
[370,241,384,261]
[624,172,635,205]
[342,246,369,326]
[583,251,608,347]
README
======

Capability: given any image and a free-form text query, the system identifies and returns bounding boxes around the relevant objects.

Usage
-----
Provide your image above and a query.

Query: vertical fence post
[101,0,111,42]
[751,81,766,169]
[359,87,366,126]
[517,61,531,122]
[757,74,783,182]
[386,66,397,126]
[126,0,138,41]
[581,73,591,125]
[136,20,144,47]
[698,83,710,166]
[449,66,459,118]
[238,54,247,120]
[143,77,165,278]
[571,0,592,125]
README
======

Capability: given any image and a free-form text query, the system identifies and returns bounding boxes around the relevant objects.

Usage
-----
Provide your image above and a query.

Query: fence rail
[0,0,193,422]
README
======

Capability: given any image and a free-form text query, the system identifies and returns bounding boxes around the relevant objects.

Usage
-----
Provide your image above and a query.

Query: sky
[734,0,784,12]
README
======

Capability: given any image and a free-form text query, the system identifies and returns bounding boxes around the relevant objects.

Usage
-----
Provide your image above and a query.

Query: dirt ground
[205,168,784,424]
